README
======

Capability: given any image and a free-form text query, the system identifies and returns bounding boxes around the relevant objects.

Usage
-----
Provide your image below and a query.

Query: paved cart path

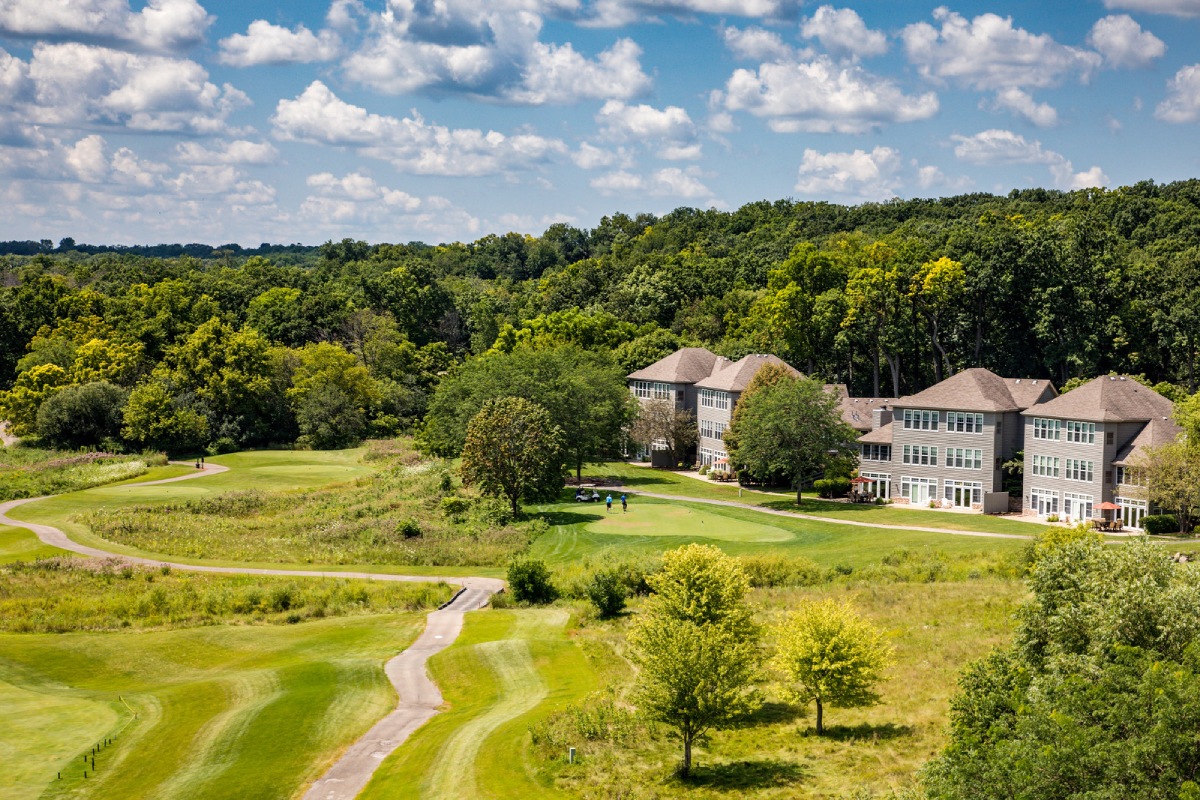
[0,461,503,800]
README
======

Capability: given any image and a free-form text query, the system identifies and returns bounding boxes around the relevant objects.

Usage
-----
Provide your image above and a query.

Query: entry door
[1035,492,1057,516]
[949,485,971,508]
[908,481,931,504]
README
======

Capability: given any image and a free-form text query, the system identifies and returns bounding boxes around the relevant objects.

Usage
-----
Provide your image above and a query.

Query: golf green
[583,502,793,543]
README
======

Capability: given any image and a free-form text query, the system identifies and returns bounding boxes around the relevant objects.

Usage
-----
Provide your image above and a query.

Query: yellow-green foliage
[771,599,893,734]
[0,557,453,632]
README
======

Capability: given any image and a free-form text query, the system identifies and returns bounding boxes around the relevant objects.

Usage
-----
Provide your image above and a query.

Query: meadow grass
[361,607,598,800]
[0,447,167,502]
[0,612,435,800]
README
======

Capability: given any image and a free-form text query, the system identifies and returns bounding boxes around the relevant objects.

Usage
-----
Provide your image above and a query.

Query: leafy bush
[507,558,558,604]
[585,569,627,618]
[35,381,128,449]
[397,518,422,539]
[814,477,851,498]
[698,464,709,476]
[440,496,470,518]
[1142,514,1179,535]
[738,554,828,587]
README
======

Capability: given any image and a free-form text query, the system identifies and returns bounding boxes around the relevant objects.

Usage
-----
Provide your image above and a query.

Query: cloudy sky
[2,0,1199,246]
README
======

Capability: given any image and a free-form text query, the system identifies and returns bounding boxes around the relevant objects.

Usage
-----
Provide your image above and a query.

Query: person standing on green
[621,494,628,512]
[606,494,613,513]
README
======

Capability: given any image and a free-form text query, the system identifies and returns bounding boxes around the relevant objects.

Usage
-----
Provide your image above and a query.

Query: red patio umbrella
[1097,501,1122,510]
[849,477,872,484]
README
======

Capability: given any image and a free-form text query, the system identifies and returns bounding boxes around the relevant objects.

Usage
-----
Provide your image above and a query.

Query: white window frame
[901,476,937,504]
[1115,496,1148,530]
[699,388,730,411]
[1030,454,1060,478]
[860,471,891,499]
[1031,487,1059,516]
[860,443,891,462]
[1062,491,1094,522]
[1032,418,1061,440]
[944,479,983,507]
[1064,459,1094,482]
[1065,420,1096,444]
[946,412,985,433]
[945,447,983,469]
[902,444,938,466]
[902,409,939,431]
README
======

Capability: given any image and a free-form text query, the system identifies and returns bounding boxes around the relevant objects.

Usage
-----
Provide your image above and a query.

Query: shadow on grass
[808,722,914,742]
[591,471,674,487]
[537,509,605,527]
[742,701,806,726]
[760,498,882,515]
[684,758,807,790]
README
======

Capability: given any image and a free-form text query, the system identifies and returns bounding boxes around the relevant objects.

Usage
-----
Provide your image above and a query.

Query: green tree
[35,381,128,449]
[121,379,209,453]
[0,363,69,436]
[771,599,892,735]
[295,383,367,450]
[460,396,565,516]
[725,375,858,502]
[1129,441,1200,533]
[627,399,698,467]
[629,544,760,778]
[246,286,311,347]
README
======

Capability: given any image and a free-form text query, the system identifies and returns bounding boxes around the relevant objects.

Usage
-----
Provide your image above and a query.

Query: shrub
[1142,514,1179,535]
[585,569,627,618]
[36,381,129,449]
[1046,514,1060,523]
[739,554,828,587]
[507,558,557,604]
[397,518,423,539]
[698,464,709,475]
[814,477,851,498]
[440,496,470,518]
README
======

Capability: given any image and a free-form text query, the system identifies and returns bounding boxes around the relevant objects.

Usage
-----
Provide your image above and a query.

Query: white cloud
[175,140,280,165]
[1088,15,1166,67]
[721,26,795,61]
[988,88,1058,127]
[218,21,342,67]
[720,56,938,133]
[2,43,248,135]
[571,142,619,169]
[801,6,887,60]
[1102,0,1200,16]
[271,81,567,176]
[597,99,693,138]
[950,129,1108,190]
[584,0,804,26]
[1156,64,1200,122]
[307,172,421,210]
[338,0,648,103]
[793,146,900,200]
[591,166,712,198]
[902,9,1101,90]
[300,171,480,240]
[0,0,211,54]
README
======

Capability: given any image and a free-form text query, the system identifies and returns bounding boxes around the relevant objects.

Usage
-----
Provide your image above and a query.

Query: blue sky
[1,0,1199,246]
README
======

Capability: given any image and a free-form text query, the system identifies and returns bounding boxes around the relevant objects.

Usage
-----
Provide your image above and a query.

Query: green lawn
[0,613,431,800]
[361,608,597,800]
[531,496,1030,571]
[0,524,68,564]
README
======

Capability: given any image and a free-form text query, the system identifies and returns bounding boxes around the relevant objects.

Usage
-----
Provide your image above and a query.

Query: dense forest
[4,179,1200,454]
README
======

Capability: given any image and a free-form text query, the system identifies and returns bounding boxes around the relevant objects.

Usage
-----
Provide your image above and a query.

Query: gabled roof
[1112,416,1182,466]
[693,354,801,393]
[838,395,894,432]
[627,347,722,384]
[858,420,894,445]
[1023,375,1174,423]
[896,368,1055,412]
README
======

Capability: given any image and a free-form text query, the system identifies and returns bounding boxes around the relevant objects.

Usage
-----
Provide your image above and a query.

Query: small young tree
[629,544,760,777]
[1131,442,1200,533]
[586,568,627,618]
[628,399,698,466]
[460,396,565,516]
[771,599,892,735]
[725,376,858,502]
[507,558,557,604]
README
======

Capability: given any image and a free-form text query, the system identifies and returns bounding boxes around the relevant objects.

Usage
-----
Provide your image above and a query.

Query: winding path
[0,461,503,800]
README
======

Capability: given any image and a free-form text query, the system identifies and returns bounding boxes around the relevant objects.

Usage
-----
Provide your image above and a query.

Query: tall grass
[0,447,167,501]
[0,556,453,632]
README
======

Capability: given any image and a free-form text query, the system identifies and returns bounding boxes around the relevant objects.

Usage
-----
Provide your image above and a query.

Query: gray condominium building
[859,368,1056,509]
[1021,375,1181,529]
[693,354,800,467]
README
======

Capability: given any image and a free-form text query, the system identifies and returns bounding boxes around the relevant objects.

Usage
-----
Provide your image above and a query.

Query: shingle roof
[1112,416,1182,466]
[896,368,1055,412]
[858,421,894,444]
[1022,375,1175,422]
[694,354,801,393]
[627,347,722,384]
[838,395,894,432]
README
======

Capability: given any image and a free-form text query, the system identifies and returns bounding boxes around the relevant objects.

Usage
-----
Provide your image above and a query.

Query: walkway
[0,461,503,800]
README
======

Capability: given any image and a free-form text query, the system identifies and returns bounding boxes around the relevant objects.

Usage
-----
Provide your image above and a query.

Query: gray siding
[888,408,1006,506]
[696,389,739,463]
[1021,417,1124,520]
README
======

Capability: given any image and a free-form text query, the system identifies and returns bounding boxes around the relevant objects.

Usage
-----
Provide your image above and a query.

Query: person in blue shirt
[605,494,613,513]
[621,494,628,512]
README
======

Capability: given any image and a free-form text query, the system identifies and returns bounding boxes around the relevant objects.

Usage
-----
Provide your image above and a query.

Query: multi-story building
[1021,375,1181,528]
[861,368,1056,509]
[626,347,723,414]
[693,354,800,467]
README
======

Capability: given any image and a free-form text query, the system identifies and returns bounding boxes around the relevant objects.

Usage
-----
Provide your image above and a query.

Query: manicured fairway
[0,613,431,800]
[361,608,596,800]
[584,502,793,542]
[0,524,67,564]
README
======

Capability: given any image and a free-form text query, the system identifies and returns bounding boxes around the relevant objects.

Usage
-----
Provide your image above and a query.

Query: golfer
[621,494,628,512]
[605,494,613,512]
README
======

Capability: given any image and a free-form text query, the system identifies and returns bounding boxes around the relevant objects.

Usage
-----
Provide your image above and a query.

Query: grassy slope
[0,524,67,564]
[361,608,596,800]
[0,613,433,800]
[532,496,1030,569]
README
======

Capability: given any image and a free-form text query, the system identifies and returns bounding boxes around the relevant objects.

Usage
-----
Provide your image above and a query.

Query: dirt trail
[0,460,503,800]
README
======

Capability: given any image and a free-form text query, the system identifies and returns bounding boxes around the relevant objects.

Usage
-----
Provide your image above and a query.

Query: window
[1116,496,1148,529]
[860,444,891,461]
[902,445,938,466]
[1105,430,1114,446]
[1030,454,1060,477]
[1063,492,1094,522]
[902,409,939,431]
[944,480,983,507]
[632,380,672,400]
[1032,418,1061,440]
[860,472,891,499]
[698,388,730,410]
[946,412,984,433]
[945,448,983,469]
[1031,487,1059,516]
[1064,459,1094,482]
[1116,466,1146,487]
[1065,421,1096,444]
[699,419,727,441]
[901,476,937,504]
[698,447,726,467]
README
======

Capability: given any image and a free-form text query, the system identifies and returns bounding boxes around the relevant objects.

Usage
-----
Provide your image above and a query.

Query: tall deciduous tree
[771,599,892,735]
[725,375,857,503]
[460,396,565,516]
[1130,441,1200,533]
[627,399,698,468]
[629,544,760,778]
